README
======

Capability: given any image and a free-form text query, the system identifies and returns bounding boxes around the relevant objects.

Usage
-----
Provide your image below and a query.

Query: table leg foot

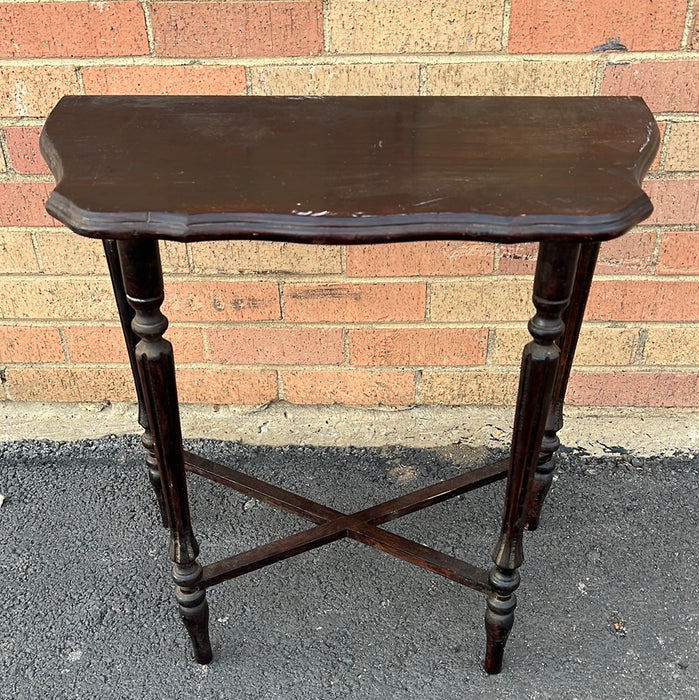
[484,567,518,674]
[175,563,213,664]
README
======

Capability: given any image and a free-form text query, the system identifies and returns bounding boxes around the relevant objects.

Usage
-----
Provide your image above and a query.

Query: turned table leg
[117,238,212,664]
[104,240,168,528]
[485,241,580,674]
[526,242,600,530]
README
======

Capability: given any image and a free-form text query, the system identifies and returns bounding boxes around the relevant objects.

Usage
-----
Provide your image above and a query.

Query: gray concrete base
[1,401,696,457]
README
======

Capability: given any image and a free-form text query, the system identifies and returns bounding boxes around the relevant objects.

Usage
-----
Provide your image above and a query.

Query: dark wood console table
[40,95,658,674]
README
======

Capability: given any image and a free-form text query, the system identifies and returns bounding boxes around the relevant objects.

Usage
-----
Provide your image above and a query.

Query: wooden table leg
[526,241,601,530]
[104,239,168,528]
[484,240,581,674]
[117,238,212,664]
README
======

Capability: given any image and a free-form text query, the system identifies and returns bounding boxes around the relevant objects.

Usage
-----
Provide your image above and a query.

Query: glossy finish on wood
[41,95,658,674]
[41,96,658,242]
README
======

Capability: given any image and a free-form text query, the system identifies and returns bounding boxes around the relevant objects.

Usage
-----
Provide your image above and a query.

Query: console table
[40,95,658,673]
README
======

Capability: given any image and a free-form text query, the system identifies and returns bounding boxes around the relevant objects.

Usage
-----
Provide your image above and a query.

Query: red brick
[0,66,80,118]
[163,282,280,323]
[498,242,538,274]
[601,61,699,113]
[82,65,247,96]
[499,232,656,274]
[63,325,205,363]
[207,327,344,365]
[151,2,323,58]
[0,182,59,227]
[567,371,699,407]
[284,283,426,323]
[0,2,148,58]
[0,326,64,362]
[508,0,686,53]
[3,127,48,174]
[5,367,134,402]
[597,231,657,273]
[282,369,415,405]
[346,241,493,277]
[644,179,699,226]
[656,231,699,275]
[176,368,277,404]
[586,281,699,322]
[349,328,487,366]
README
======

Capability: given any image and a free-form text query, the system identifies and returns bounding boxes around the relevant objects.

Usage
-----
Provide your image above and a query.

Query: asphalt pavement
[1,436,697,699]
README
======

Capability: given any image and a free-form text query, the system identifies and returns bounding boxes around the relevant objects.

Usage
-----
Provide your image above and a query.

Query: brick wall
[0,1,697,407]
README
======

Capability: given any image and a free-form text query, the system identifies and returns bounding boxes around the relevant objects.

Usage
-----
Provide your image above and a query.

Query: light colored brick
[499,232,656,274]
[284,282,426,322]
[0,325,64,362]
[63,325,205,363]
[643,328,699,366]
[160,241,190,274]
[420,369,519,405]
[349,328,487,366]
[691,12,699,50]
[326,0,503,54]
[35,232,107,274]
[0,2,148,58]
[33,233,188,274]
[3,126,48,174]
[425,60,596,96]
[282,369,415,405]
[601,61,699,112]
[5,367,134,402]
[346,241,493,277]
[0,66,79,117]
[163,281,280,323]
[190,241,341,275]
[250,63,420,96]
[491,327,639,366]
[207,327,344,365]
[649,121,666,172]
[0,278,116,321]
[586,281,699,322]
[663,122,699,172]
[176,368,277,404]
[567,371,699,407]
[0,182,60,227]
[430,279,533,322]
[82,65,246,96]
[656,231,699,275]
[0,230,39,273]
[508,0,686,53]
[644,179,699,226]
[151,2,323,58]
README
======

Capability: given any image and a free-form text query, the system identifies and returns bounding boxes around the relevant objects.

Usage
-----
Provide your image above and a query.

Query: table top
[40,95,658,243]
